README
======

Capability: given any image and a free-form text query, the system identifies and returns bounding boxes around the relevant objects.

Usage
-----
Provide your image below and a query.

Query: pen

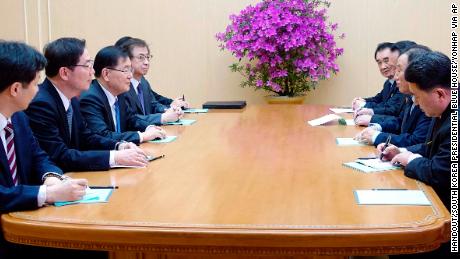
[148,154,165,161]
[379,135,392,160]
[182,94,185,101]
[88,186,119,189]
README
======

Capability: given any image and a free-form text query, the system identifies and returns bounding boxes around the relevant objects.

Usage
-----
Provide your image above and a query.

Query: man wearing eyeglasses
[80,46,167,144]
[25,38,149,172]
[115,37,188,125]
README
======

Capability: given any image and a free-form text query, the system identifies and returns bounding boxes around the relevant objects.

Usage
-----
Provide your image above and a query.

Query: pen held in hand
[379,135,392,160]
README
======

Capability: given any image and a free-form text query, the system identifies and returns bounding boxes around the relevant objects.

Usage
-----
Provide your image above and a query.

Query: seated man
[80,46,166,144]
[379,52,452,258]
[25,38,148,172]
[115,37,188,125]
[353,41,415,126]
[355,46,431,147]
[0,41,102,259]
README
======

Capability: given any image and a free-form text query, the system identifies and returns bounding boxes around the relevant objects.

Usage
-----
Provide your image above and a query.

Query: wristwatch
[42,172,68,182]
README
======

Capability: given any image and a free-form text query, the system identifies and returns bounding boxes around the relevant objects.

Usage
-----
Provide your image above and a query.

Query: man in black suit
[355,46,431,147]
[80,46,166,144]
[0,41,104,258]
[115,37,188,125]
[25,38,148,172]
[379,51,453,257]
[353,41,415,126]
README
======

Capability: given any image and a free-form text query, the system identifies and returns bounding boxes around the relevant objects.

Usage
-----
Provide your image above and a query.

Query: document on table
[165,119,196,125]
[307,114,341,126]
[150,135,177,143]
[183,108,208,113]
[354,189,431,205]
[54,188,113,207]
[329,107,354,114]
[343,158,400,173]
[346,119,355,126]
[336,138,366,146]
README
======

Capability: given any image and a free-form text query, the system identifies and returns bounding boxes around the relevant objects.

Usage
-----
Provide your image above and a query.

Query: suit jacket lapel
[0,136,13,186]
[43,79,72,143]
[128,84,144,115]
[94,83,116,131]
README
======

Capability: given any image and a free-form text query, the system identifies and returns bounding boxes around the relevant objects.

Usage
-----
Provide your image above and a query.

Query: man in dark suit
[379,52,453,257]
[25,38,148,172]
[353,41,415,126]
[355,46,431,147]
[0,41,103,258]
[115,37,188,125]
[80,46,166,144]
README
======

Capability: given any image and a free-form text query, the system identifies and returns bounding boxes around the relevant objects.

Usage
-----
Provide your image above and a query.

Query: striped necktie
[66,105,73,138]
[114,100,121,133]
[4,122,18,185]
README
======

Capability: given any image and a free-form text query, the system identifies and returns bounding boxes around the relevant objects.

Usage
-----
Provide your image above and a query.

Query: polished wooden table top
[2,105,450,256]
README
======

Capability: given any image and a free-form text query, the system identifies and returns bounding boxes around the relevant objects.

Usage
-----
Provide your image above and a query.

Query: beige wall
[0,0,454,106]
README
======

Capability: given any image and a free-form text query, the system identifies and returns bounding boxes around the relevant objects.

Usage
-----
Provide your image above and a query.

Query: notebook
[336,138,366,146]
[149,136,177,143]
[343,158,400,173]
[329,107,354,114]
[307,114,341,126]
[54,188,113,207]
[164,119,196,125]
[202,101,246,109]
[183,108,209,113]
[354,189,431,205]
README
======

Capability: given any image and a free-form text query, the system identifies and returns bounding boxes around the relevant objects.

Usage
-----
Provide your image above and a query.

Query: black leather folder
[202,101,247,109]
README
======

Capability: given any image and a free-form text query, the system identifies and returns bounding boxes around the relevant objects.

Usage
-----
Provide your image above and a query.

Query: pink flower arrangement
[216,0,344,96]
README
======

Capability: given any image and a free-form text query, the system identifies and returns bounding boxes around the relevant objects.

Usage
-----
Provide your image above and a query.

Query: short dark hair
[401,44,432,63]
[44,37,86,77]
[405,51,450,91]
[374,42,394,60]
[94,46,129,77]
[114,36,133,48]
[116,37,150,58]
[390,40,417,54]
[0,41,47,92]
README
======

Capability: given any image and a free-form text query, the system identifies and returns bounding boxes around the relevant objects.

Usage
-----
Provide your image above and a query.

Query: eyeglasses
[69,60,94,69]
[133,54,153,62]
[106,67,134,74]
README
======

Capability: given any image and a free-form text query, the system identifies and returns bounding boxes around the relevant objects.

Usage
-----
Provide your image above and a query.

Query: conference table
[1,105,451,259]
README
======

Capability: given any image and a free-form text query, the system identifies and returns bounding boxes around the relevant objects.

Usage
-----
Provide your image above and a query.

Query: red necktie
[4,122,18,185]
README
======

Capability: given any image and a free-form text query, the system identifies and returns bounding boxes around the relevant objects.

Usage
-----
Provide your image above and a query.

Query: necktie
[4,123,18,185]
[137,84,146,115]
[400,97,413,131]
[114,100,121,133]
[66,105,73,138]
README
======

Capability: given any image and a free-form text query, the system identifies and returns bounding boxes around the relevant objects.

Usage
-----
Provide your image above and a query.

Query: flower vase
[264,95,305,104]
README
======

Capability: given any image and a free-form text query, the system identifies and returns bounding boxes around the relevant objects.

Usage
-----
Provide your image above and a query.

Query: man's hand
[391,151,414,167]
[114,148,148,167]
[352,97,365,110]
[354,114,372,126]
[161,108,180,123]
[355,108,374,117]
[45,178,88,203]
[141,126,167,142]
[171,97,190,109]
[354,127,376,145]
[377,143,400,161]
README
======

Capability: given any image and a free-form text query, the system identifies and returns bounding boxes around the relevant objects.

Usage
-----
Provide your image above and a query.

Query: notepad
[343,158,400,173]
[150,135,177,143]
[336,138,366,146]
[345,119,355,126]
[354,189,431,205]
[329,107,354,114]
[183,108,208,113]
[164,119,196,125]
[54,188,113,207]
[307,114,341,126]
